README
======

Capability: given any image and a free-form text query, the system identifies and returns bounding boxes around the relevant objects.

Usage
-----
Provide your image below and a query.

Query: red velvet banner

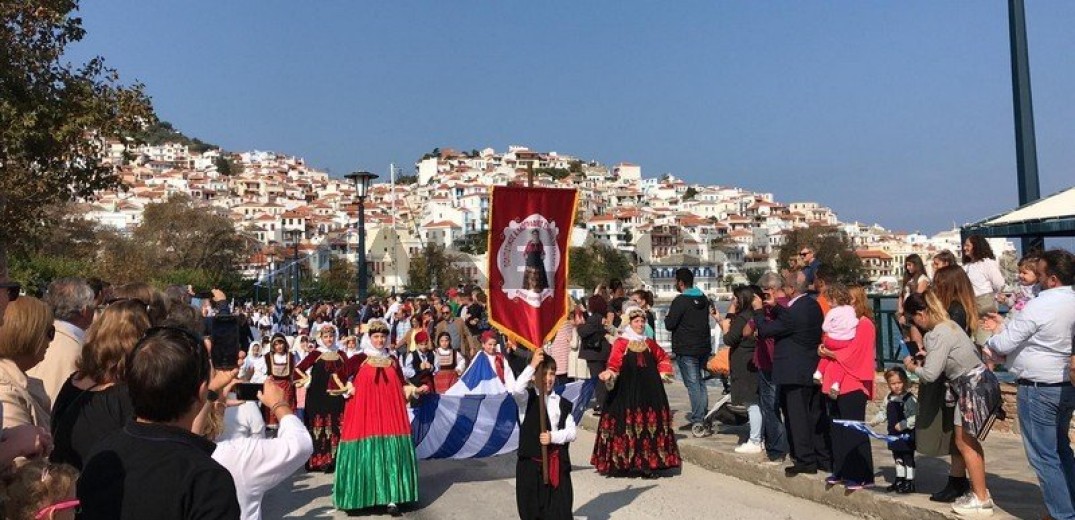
[487,186,579,350]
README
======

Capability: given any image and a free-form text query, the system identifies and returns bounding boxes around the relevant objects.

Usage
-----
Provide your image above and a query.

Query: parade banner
[487,186,579,350]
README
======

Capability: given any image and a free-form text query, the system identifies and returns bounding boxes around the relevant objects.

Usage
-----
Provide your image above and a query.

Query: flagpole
[526,171,550,486]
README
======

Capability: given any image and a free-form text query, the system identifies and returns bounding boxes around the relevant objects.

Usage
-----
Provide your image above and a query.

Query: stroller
[693,350,749,437]
[692,393,750,437]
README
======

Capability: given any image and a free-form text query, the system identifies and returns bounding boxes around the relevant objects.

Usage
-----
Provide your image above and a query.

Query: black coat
[664,290,712,357]
[577,313,611,362]
[757,295,824,386]
[723,310,759,406]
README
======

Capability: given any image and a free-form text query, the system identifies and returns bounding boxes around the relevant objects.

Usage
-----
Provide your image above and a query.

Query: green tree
[683,186,699,201]
[1,1,155,254]
[569,243,634,290]
[133,120,217,152]
[406,244,466,292]
[92,195,251,285]
[777,225,864,284]
[215,155,242,176]
[133,195,250,274]
[313,256,358,301]
[455,231,489,255]
[744,267,768,284]
[8,255,94,296]
[723,274,735,291]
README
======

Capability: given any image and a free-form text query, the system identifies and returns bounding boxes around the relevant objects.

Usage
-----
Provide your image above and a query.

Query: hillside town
[82,140,1013,299]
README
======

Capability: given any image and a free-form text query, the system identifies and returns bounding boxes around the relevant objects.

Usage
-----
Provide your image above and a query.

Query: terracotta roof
[424,220,460,229]
[855,250,893,260]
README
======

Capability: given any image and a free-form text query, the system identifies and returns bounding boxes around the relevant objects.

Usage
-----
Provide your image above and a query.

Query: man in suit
[754,269,831,476]
[28,277,96,407]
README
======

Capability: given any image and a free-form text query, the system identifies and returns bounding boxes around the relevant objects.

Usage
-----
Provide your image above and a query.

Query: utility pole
[1008,0,1043,252]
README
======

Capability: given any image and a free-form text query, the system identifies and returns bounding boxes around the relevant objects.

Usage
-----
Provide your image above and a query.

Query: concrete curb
[578,414,967,520]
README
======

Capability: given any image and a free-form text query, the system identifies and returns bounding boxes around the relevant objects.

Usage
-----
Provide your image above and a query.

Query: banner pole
[527,173,550,485]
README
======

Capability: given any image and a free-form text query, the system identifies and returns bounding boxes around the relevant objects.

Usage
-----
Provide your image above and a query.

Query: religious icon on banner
[495,213,562,308]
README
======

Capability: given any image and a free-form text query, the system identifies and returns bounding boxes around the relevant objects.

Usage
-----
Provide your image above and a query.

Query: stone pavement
[602,377,1046,520]
[261,426,861,519]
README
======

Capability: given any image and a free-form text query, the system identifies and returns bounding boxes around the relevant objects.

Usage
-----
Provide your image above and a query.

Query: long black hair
[902,253,927,290]
[732,284,763,317]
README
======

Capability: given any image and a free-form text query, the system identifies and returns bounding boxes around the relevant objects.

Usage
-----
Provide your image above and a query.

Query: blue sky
[69,2,1074,234]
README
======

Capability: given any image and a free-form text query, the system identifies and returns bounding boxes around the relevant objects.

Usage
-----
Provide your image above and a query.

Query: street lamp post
[287,230,302,304]
[267,250,276,304]
[345,171,378,302]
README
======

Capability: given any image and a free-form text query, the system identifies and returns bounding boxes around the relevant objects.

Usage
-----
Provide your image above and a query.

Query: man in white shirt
[983,249,1075,520]
[28,278,96,406]
[213,378,312,520]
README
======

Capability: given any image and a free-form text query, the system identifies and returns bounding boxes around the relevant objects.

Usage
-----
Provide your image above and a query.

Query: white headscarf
[316,325,340,353]
[361,319,393,357]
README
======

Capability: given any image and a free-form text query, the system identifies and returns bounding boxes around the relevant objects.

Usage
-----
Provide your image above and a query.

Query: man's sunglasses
[799,251,811,256]
[0,282,20,302]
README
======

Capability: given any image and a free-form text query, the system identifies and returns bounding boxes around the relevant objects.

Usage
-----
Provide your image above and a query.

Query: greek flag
[409,353,595,460]
[832,419,911,444]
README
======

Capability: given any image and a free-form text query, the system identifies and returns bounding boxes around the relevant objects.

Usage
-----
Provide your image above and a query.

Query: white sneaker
[951,491,994,517]
[734,441,763,454]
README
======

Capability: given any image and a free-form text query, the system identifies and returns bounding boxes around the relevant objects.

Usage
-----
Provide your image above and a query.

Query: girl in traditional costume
[265,333,298,428]
[333,319,424,515]
[295,326,348,472]
[511,348,576,520]
[591,306,681,477]
[433,331,465,393]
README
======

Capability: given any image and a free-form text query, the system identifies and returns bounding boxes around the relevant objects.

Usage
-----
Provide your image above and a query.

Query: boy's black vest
[518,389,574,467]
[408,350,436,387]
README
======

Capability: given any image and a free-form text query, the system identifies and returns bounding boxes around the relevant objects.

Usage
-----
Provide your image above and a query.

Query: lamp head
[345,171,379,199]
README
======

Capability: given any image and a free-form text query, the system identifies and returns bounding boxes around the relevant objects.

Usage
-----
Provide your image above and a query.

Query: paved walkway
[630,378,1045,520]
[261,427,860,519]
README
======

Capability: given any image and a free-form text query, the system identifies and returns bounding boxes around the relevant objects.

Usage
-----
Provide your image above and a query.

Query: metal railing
[869,295,905,370]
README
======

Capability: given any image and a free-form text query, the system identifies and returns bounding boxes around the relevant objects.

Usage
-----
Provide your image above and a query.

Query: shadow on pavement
[572,484,657,520]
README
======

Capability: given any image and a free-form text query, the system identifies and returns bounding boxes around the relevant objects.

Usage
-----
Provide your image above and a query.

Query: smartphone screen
[235,383,261,401]
[209,315,241,369]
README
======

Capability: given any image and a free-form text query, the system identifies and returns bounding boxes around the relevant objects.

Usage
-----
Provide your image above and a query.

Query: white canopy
[981,186,1075,225]
[963,186,1075,239]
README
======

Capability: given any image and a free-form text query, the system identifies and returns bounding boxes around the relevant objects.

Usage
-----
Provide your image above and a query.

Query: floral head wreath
[625,306,647,321]
[366,319,389,335]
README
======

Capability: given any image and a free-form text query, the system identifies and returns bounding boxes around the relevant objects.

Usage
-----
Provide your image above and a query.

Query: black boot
[898,479,915,494]
[886,477,904,492]
[929,476,969,502]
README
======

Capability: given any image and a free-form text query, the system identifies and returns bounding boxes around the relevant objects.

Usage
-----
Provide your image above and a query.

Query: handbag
[707,347,730,376]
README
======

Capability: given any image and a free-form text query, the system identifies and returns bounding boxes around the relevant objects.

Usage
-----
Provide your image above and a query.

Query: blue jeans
[676,354,709,424]
[747,404,762,443]
[758,370,788,458]
[1018,385,1075,520]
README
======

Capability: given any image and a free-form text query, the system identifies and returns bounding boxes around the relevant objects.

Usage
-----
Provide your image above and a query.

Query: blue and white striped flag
[409,353,596,460]
[832,419,911,444]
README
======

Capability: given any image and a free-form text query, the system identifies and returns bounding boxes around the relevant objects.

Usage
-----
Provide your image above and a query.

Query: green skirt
[333,435,419,510]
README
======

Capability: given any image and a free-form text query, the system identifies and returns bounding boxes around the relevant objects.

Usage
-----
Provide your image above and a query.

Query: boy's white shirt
[510,365,577,445]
